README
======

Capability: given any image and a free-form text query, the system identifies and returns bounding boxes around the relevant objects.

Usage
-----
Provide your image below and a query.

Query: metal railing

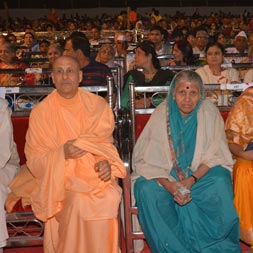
[0,68,116,113]
[126,80,252,164]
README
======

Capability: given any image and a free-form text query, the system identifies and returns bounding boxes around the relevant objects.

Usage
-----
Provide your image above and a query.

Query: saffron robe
[8,88,126,253]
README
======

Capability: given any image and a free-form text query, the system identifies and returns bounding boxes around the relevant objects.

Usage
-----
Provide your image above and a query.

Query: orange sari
[225,86,253,246]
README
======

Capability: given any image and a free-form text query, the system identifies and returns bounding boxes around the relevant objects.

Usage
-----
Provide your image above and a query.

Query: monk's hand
[64,139,87,159]
[95,160,111,181]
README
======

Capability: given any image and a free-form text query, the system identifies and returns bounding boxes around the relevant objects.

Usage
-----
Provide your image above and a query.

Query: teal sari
[167,72,202,180]
[134,71,241,253]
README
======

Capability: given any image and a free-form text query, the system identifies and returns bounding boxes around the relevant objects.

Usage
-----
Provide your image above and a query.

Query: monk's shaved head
[53,55,81,71]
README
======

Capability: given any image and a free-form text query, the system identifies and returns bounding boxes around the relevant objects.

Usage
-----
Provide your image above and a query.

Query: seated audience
[95,43,120,84]
[244,68,253,83]
[63,35,112,86]
[196,42,240,84]
[6,34,17,47]
[121,40,174,109]
[114,32,128,57]
[0,41,28,86]
[113,32,135,73]
[0,98,20,253]
[89,26,101,43]
[42,42,63,68]
[167,39,196,66]
[132,70,241,253]
[0,36,6,44]
[195,42,240,105]
[16,32,37,60]
[239,32,253,81]
[40,42,63,84]
[214,32,227,48]
[125,31,134,44]
[226,31,248,55]
[193,29,209,57]
[148,25,172,66]
[21,31,39,52]
[225,31,249,80]
[89,25,110,46]
[225,86,253,253]
[247,32,253,60]
[95,44,117,68]
[5,55,126,253]
[38,39,50,54]
[186,31,196,48]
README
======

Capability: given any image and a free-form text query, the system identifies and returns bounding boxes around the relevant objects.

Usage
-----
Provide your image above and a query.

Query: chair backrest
[11,116,29,165]
[123,83,170,253]
[110,66,123,110]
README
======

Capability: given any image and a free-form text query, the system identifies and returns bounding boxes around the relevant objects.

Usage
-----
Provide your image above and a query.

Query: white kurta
[132,99,234,181]
[195,65,240,106]
[195,65,240,84]
[244,68,253,83]
[0,98,20,248]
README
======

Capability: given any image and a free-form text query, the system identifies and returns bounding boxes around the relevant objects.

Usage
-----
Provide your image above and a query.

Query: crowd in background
[1,7,253,88]
[0,7,253,44]
[2,7,253,253]
[0,7,253,35]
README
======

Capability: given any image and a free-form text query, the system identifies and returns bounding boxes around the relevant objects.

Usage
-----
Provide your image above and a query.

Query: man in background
[63,34,112,86]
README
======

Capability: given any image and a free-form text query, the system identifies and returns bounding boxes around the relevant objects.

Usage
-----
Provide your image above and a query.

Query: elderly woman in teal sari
[132,70,241,253]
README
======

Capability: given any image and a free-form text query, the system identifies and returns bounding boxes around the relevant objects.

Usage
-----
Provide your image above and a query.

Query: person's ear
[76,49,83,58]
[79,70,83,83]
[51,71,55,83]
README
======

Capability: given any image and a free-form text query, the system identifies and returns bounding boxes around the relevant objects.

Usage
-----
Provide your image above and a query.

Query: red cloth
[11,116,29,165]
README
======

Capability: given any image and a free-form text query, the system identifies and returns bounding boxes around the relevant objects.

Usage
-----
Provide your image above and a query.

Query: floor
[3,238,250,253]
[4,247,43,253]
[137,240,249,253]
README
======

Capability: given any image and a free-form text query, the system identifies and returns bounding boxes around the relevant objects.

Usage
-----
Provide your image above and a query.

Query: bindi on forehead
[184,82,192,89]
[175,81,200,91]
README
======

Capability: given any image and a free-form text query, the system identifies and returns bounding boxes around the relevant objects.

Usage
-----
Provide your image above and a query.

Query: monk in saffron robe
[7,55,126,253]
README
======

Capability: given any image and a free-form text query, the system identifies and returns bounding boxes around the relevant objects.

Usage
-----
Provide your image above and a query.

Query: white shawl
[132,99,234,182]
